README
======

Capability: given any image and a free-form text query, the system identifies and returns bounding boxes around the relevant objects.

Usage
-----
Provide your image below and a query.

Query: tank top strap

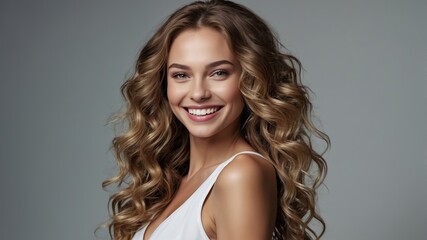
[218,151,265,172]
[197,151,266,199]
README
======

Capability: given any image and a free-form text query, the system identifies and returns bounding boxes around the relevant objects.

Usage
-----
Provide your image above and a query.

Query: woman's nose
[190,80,211,102]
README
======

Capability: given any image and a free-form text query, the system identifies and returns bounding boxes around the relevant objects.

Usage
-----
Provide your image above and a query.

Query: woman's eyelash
[172,73,188,79]
[211,70,229,77]
[171,70,229,79]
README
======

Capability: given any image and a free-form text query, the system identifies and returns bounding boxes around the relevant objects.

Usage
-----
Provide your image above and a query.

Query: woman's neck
[187,130,251,178]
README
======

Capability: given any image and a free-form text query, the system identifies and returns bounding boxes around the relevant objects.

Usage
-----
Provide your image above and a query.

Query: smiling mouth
[186,107,221,116]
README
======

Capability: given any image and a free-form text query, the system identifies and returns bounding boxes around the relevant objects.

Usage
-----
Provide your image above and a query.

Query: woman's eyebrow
[168,60,234,70]
[206,60,234,68]
[168,63,190,70]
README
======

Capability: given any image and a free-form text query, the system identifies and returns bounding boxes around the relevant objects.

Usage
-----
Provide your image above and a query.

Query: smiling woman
[167,27,244,139]
[103,1,329,240]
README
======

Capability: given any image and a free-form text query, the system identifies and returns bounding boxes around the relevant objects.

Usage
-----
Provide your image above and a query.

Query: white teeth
[188,107,219,116]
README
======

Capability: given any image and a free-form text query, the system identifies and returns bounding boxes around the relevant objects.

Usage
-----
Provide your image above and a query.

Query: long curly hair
[103,1,330,239]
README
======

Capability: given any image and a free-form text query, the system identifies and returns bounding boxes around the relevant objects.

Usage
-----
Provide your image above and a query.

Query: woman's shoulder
[209,152,277,239]
[217,152,276,188]
[213,153,277,200]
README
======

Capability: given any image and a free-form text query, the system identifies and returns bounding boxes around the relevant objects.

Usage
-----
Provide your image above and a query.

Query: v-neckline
[142,159,224,240]
[141,151,262,240]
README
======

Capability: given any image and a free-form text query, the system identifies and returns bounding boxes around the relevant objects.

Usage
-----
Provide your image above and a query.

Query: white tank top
[132,151,265,240]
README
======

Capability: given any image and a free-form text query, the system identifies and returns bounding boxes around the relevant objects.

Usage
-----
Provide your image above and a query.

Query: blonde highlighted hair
[103,1,330,239]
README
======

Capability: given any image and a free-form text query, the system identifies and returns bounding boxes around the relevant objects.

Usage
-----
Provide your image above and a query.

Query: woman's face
[167,27,244,139]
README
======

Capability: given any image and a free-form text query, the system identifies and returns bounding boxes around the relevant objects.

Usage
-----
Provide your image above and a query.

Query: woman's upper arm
[212,154,277,240]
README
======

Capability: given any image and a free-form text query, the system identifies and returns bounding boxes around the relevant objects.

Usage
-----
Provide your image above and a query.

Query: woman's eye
[211,70,229,78]
[172,73,188,79]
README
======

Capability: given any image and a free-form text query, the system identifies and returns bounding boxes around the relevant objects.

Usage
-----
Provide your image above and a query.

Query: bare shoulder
[216,153,276,188]
[211,153,277,239]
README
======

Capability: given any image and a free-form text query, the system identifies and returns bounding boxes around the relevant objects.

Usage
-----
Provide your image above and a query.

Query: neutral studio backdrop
[1,0,426,239]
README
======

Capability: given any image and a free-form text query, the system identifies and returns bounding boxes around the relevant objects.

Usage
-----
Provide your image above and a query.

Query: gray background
[1,0,426,239]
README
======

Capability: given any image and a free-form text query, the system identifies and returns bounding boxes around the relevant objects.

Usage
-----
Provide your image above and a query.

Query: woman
[104,1,329,239]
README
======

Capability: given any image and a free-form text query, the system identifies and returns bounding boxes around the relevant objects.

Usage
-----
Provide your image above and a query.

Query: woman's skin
[143,27,277,240]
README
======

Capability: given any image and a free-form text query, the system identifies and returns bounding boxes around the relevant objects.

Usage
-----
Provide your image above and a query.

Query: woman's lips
[184,106,222,122]
[187,107,219,116]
